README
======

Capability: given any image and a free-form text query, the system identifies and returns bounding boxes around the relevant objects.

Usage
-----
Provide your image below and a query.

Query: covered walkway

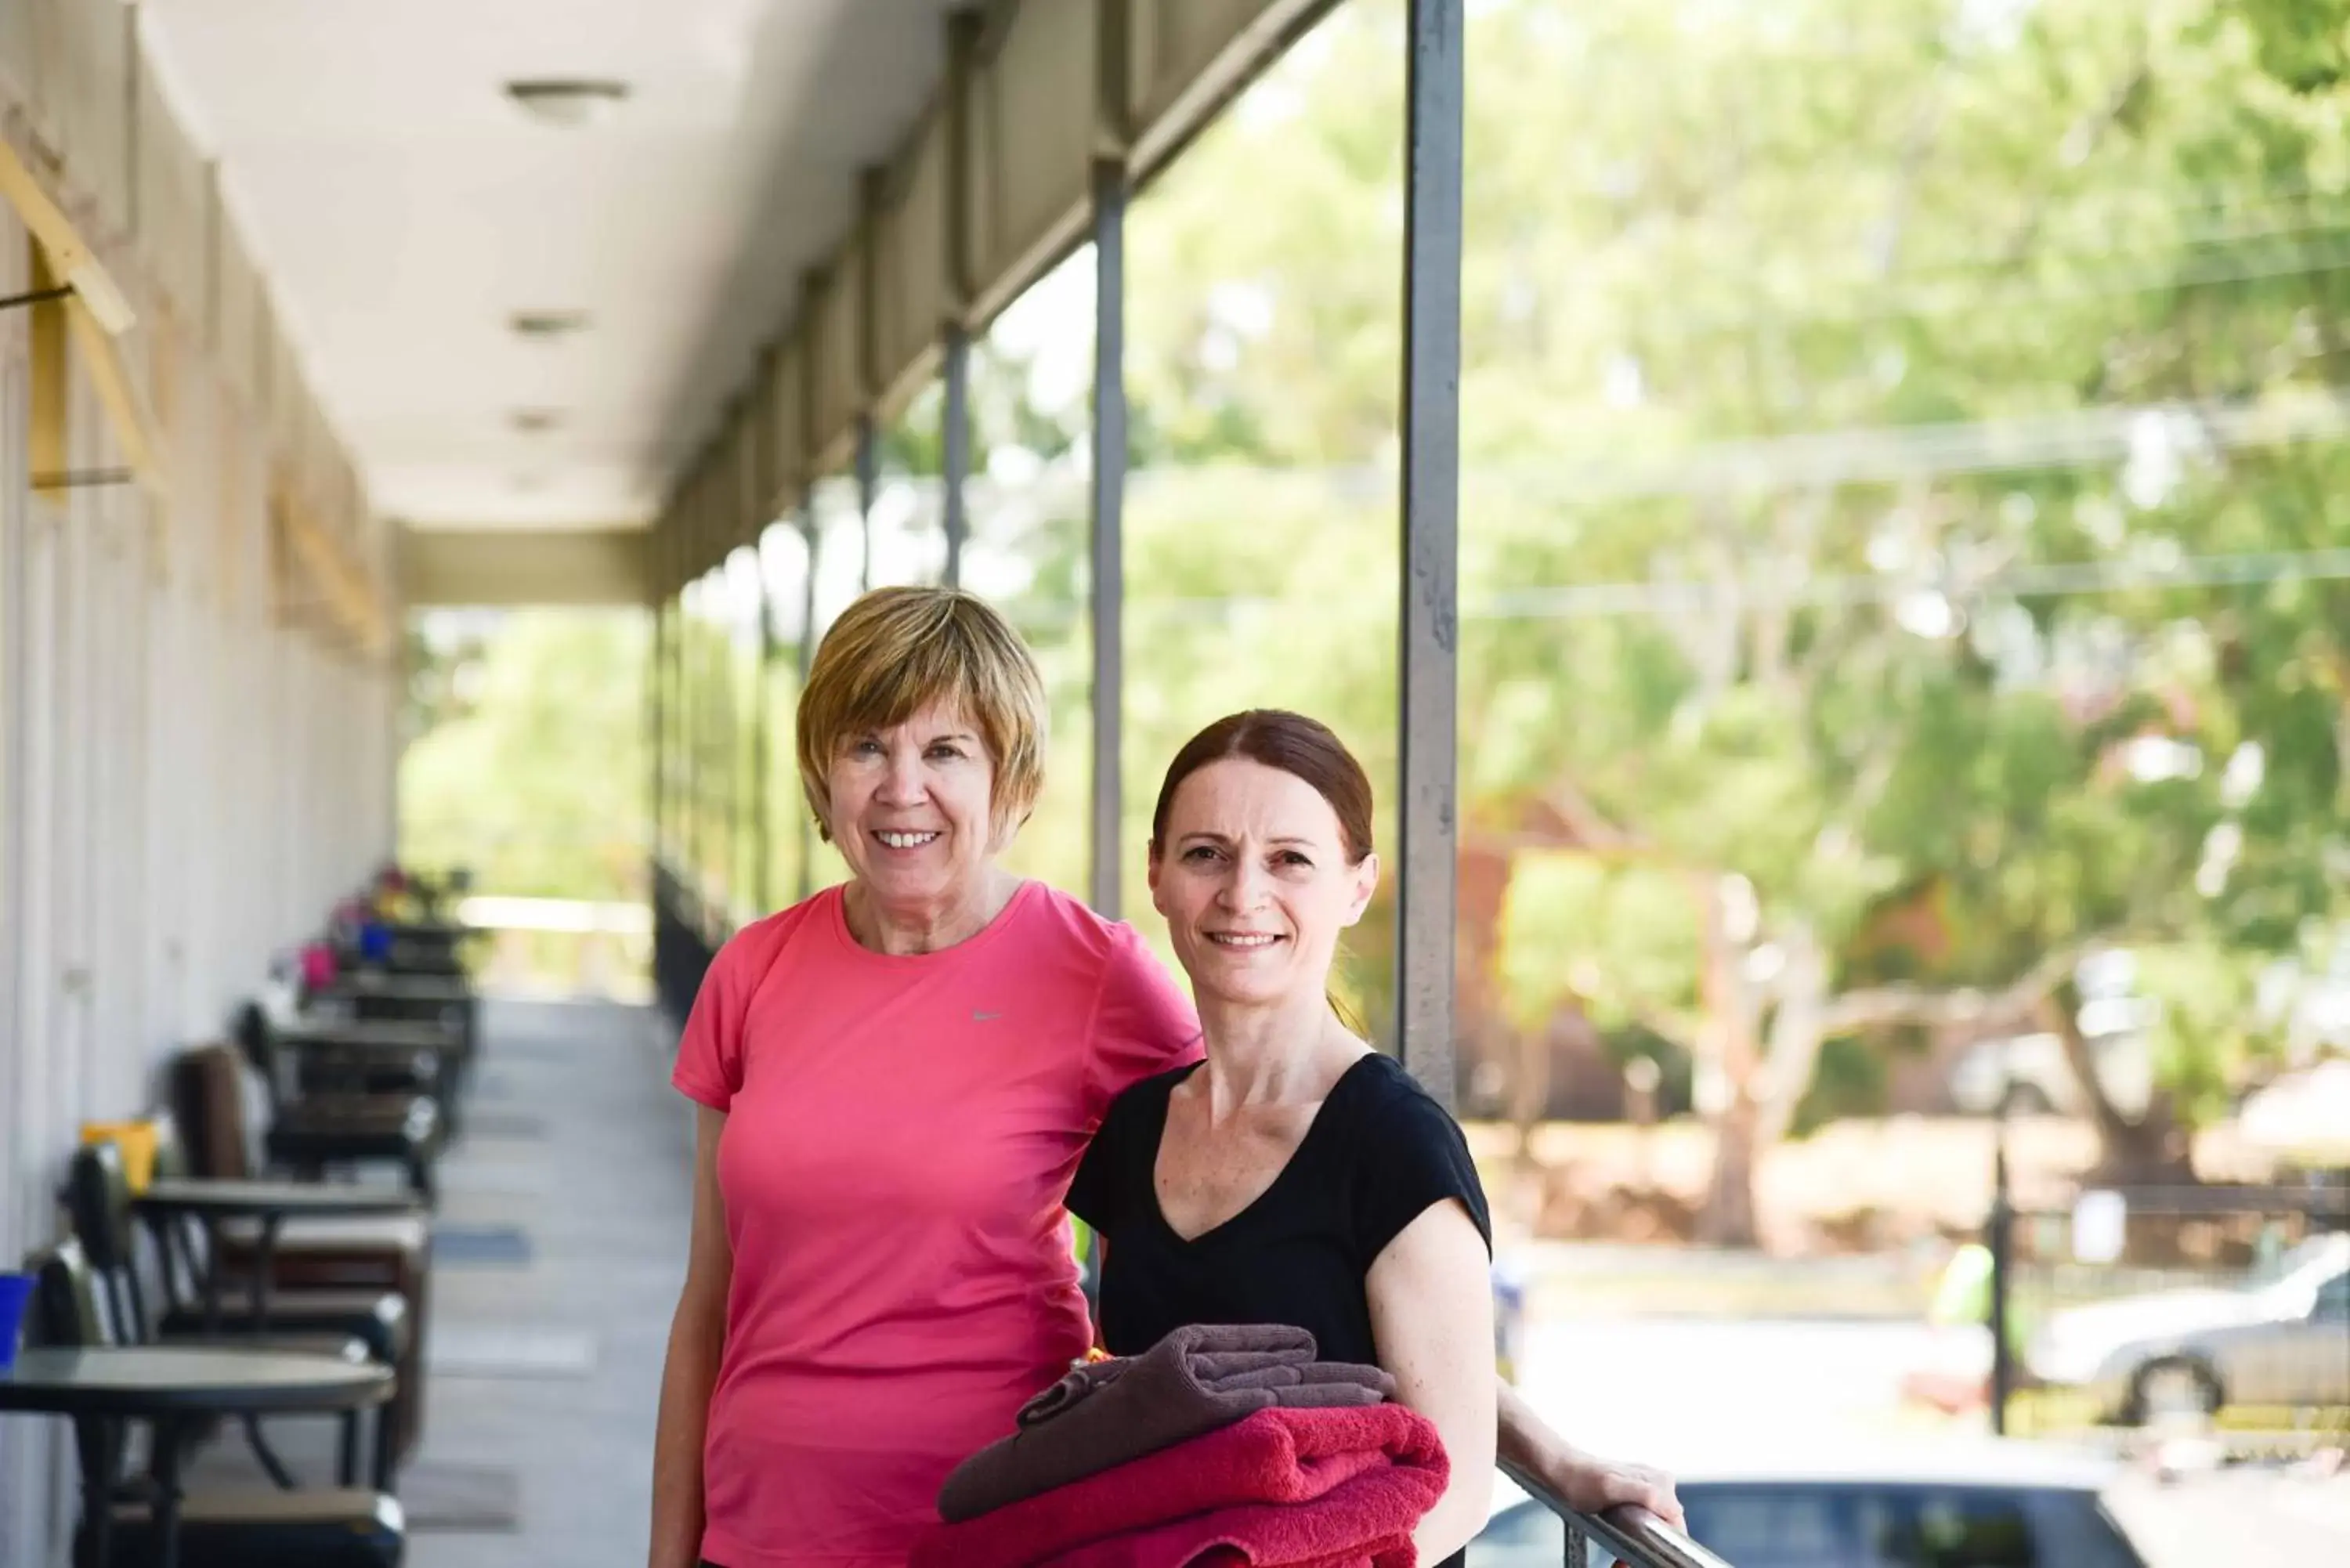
[1,1,1520,1562]
[16,2,2348,1566]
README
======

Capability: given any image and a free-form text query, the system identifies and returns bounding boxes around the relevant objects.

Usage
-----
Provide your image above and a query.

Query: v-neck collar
[1144,1054,1379,1247]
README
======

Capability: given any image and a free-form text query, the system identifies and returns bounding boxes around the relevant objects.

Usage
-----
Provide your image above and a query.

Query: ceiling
[141,0,965,531]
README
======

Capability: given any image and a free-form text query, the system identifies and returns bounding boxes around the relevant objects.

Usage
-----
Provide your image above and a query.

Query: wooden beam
[274,479,390,656]
[0,138,136,333]
[19,219,169,502]
[28,245,66,482]
[63,293,168,499]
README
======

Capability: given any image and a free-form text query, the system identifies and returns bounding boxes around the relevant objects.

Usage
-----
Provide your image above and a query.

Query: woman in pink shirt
[648,587,1678,1568]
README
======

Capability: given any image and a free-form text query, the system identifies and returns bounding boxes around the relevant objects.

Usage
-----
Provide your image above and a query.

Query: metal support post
[1397,0,1463,1108]
[942,326,971,589]
[650,595,667,877]
[855,414,877,594]
[753,558,776,914]
[1087,157,1127,919]
[1989,1092,2016,1435]
[794,511,820,904]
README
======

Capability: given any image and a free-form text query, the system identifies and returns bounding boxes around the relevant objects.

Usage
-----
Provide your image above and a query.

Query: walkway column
[1397,0,1462,1111]
[1087,168,1126,919]
[667,537,685,883]
[753,540,776,915]
[794,509,821,904]
[650,593,667,885]
[685,473,710,915]
[857,165,884,597]
[680,523,700,910]
[855,417,877,595]
[942,10,979,592]
[941,329,970,590]
[1088,1,1130,919]
[714,564,739,921]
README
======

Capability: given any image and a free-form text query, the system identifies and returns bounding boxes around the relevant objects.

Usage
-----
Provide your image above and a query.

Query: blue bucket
[0,1271,33,1369]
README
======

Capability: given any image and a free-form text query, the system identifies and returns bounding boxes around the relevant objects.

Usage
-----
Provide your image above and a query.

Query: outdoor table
[277,1017,467,1131]
[313,972,472,1003]
[381,938,469,977]
[280,1018,459,1053]
[134,1180,425,1335]
[0,1345,392,1568]
[380,919,466,941]
[306,977,478,1076]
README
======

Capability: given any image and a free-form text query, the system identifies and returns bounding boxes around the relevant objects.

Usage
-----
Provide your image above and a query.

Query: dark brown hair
[1150,710,1375,864]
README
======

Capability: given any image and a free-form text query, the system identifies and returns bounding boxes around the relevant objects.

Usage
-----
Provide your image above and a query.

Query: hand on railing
[1549,1451,1685,1533]
[1499,1456,1734,1568]
[1580,1502,1733,1568]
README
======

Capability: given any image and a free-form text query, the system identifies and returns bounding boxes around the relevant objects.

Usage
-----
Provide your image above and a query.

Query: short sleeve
[671,925,767,1111]
[1064,1092,1127,1232]
[1083,925,1202,1118]
[1351,1078,1492,1268]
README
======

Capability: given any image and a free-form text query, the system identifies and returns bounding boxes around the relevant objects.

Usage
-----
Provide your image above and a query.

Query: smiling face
[824,699,1000,922]
[1148,757,1379,1013]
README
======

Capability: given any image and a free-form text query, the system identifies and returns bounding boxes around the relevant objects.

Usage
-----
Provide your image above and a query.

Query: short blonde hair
[797,587,1049,842]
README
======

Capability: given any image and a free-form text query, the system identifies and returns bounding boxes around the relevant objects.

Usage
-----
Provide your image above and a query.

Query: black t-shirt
[1066,1053,1491,1567]
[1066,1050,1491,1368]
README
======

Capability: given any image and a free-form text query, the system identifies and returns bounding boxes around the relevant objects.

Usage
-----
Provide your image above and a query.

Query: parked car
[2023,1231,2350,1423]
[1470,1439,2151,1566]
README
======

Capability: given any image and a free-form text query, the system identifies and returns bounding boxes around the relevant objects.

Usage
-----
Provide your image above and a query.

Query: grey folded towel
[936,1323,1397,1523]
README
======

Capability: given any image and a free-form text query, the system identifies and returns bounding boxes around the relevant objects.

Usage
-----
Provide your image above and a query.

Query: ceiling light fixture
[510,408,566,434]
[509,309,591,340]
[504,78,631,127]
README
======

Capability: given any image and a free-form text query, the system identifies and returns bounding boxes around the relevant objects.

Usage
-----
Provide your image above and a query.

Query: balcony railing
[1497,1459,1735,1568]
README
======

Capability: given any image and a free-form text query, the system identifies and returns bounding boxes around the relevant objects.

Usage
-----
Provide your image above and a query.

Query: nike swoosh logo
[973,1011,1002,1021]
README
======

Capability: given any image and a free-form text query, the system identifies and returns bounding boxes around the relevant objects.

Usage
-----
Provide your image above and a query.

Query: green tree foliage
[1104,0,2350,1239]
[406,0,2350,1246]
[401,609,650,901]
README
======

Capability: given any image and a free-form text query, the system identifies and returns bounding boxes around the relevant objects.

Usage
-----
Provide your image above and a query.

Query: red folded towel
[941,1324,1391,1522]
[1037,1465,1430,1567]
[911,1404,1446,1568]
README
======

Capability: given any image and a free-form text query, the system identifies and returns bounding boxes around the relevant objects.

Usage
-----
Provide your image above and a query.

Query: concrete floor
[406,997,690,1568]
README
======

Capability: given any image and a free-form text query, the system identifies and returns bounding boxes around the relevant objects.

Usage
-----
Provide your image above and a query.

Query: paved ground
[404,997,689,1568]
[185,996,691,1568]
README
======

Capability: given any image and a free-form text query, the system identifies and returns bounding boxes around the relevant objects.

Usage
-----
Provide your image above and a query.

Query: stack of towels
[912,1324,1447,1568]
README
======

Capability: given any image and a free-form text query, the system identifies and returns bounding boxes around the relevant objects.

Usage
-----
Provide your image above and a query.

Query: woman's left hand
[1556,1450,1685,1534]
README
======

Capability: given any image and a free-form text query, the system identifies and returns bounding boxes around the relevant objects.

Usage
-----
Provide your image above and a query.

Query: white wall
[1,43,399,1568]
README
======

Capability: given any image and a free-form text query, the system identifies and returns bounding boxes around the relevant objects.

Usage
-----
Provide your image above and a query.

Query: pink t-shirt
[671,880,1202,1568]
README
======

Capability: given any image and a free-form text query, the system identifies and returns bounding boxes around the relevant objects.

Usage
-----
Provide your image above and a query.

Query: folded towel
[1014,1324,1317,1427]
[1037,1465,1430,1567]
[1018,1351,1394,1428]
[941,1324,1393,1522]
[915,1404,1446,1568]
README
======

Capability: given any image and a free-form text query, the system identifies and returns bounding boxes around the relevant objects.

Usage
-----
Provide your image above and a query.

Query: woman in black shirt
[1067,710,1495,1566]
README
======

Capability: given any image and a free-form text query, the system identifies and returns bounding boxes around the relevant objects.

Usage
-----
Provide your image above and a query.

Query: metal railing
[1497,1459,1734,1568]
